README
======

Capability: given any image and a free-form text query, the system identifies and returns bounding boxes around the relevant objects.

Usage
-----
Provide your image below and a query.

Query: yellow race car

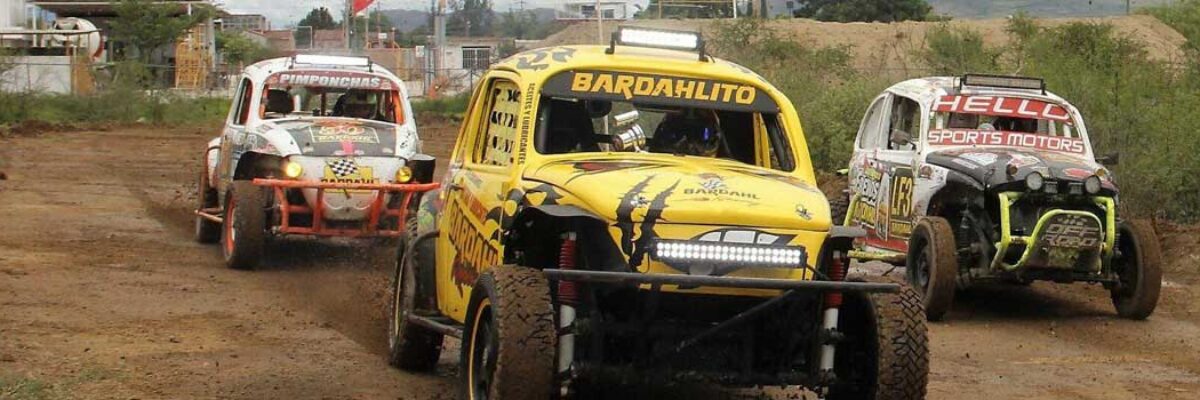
[387,27,928,399]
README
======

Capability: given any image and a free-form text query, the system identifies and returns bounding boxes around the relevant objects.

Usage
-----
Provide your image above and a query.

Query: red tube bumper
[252,178,440,238]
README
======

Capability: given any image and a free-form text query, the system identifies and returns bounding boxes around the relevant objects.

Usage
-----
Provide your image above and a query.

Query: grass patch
[411,93,470,120]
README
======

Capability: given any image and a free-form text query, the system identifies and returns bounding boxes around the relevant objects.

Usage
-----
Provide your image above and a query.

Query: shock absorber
[556,232,578,395]
[819,250,849,382]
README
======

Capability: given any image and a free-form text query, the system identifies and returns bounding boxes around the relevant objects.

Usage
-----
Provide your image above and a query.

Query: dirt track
[3,124,1200,399]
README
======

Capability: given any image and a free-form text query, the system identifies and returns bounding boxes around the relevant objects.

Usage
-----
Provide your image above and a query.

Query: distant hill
[378,7,558,32]
[759,0,1173,19]
[927,0,1172,19]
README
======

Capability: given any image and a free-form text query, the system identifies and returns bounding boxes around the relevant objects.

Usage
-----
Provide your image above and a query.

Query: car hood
[251,117,417,159]
[925,147,1110,188]
[523,155,831,231]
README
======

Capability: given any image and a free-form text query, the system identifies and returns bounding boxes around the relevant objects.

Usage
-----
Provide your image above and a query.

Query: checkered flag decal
[328,159,358,177]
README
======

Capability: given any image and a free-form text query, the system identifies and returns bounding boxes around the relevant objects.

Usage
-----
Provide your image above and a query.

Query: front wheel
[461,265,557,400]
[828,278,929,400]
[194,167,221,243]
[906,217,959,321]
[1110,220,1162,320]
[222,181,268,270]
[829,192,850,227]
[386,226,443,370]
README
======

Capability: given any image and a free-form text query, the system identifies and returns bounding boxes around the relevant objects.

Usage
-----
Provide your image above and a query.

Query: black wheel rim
[915,237,932,291]
[469,307,497,400]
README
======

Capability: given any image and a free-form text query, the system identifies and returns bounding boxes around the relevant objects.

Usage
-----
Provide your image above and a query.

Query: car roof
[493,45,775,89]
[887,76,1070,108]
[240,55,405,86]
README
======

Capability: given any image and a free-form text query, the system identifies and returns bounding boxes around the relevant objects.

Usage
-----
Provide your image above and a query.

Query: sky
[221,0,654,28]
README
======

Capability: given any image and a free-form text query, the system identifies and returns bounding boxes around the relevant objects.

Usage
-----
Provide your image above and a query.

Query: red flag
[352,0,374,15]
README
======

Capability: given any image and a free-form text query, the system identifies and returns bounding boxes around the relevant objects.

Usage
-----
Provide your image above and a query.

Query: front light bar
[654,239,807,268]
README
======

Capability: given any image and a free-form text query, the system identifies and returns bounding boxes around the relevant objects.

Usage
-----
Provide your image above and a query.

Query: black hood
[925,148,1113,191]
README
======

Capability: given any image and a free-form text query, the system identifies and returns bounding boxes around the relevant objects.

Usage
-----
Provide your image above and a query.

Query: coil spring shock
[824,251,848,308]
[557,233,579,305]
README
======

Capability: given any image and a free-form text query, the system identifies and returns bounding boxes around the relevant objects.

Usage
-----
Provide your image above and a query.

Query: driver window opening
[887,96,920,151]
[533,97,795,172]
[258,83,403,124]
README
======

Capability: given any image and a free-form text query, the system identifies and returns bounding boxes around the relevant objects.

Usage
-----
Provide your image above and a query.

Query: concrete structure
[312,29,345,49]
[1,0,26,29]
[261,29,296,53]
[222,13,268,32]
[556,0,631,21]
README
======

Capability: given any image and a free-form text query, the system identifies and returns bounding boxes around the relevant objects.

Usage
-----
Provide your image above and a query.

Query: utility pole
[596,0,603,44]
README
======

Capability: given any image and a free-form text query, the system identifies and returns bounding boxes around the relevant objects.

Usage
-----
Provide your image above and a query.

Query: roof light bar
[290,54,374,72]
[960,73,1046,94]
[654,240,807,268]
[608,26,707,61]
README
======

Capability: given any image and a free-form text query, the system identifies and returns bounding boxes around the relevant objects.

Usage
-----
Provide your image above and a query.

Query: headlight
[283,160,303,178]
[1025,171,1044,191]
[654,240,807,268]
[395,166,413,183]
[1084,175,1102,194]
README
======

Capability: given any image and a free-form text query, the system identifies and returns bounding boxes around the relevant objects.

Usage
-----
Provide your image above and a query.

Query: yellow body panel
[433,45,831,323]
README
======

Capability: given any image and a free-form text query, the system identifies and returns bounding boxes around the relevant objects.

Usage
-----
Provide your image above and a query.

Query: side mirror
[889,129,912,147]
[1096,152,1120,166]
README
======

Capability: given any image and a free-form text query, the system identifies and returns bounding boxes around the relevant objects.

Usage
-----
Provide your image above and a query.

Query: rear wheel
[906,217,959,321]
[461,265,557,400]
[1111,220,1162,320]
[194,167,220,243]
[828,278,929,400]
[386,222,443,370]
[222,181,268,270]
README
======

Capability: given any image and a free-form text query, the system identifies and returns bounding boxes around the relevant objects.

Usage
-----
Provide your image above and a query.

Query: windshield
[260,70,405,124]
[927,95,1087,154]
[534,70,794,171]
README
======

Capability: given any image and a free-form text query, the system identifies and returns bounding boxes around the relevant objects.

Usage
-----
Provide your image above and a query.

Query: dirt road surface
[3,123,1200,399]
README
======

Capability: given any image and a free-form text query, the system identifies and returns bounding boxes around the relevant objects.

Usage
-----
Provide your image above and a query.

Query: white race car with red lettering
[832,74,1160,321]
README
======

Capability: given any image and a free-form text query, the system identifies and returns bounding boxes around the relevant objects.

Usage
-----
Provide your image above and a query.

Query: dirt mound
[540,15,1187,71]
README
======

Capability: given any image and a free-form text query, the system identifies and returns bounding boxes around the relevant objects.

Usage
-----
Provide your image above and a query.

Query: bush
[411,93,470,120]
[921,23,1000,75]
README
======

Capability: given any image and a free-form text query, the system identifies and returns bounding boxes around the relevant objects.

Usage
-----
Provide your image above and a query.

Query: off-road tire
[194,166,221,243]
[829,193,850,227]
[1111,220,1162,320]
[222,181,268,270]
[386,221,443,371]
[461,265,557,400]
[907,217,959,321]
[828,278,929,400]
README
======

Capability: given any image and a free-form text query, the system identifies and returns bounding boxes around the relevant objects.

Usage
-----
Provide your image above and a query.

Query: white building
[556,0,631,21]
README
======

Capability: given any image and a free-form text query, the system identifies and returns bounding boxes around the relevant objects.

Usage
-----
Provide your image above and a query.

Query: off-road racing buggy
[835,74,1161,321]
[385,28,928,400]
[194,55,439,270]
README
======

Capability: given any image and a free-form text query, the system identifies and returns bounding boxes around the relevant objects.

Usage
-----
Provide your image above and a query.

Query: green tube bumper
[991,192,1115,272]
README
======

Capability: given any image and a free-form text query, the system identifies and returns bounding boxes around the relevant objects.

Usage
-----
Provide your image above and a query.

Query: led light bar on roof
[961,73,1046,94]
[608,26,707,61]
[292,54,372,68]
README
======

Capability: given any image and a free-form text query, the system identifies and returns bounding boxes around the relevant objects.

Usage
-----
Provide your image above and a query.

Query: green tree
[216,31,273,67]
[792,0,932,22]
[497,11,565,40]
[447,0,494,37]
[295,7,340,45]
[109,0,214,63]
